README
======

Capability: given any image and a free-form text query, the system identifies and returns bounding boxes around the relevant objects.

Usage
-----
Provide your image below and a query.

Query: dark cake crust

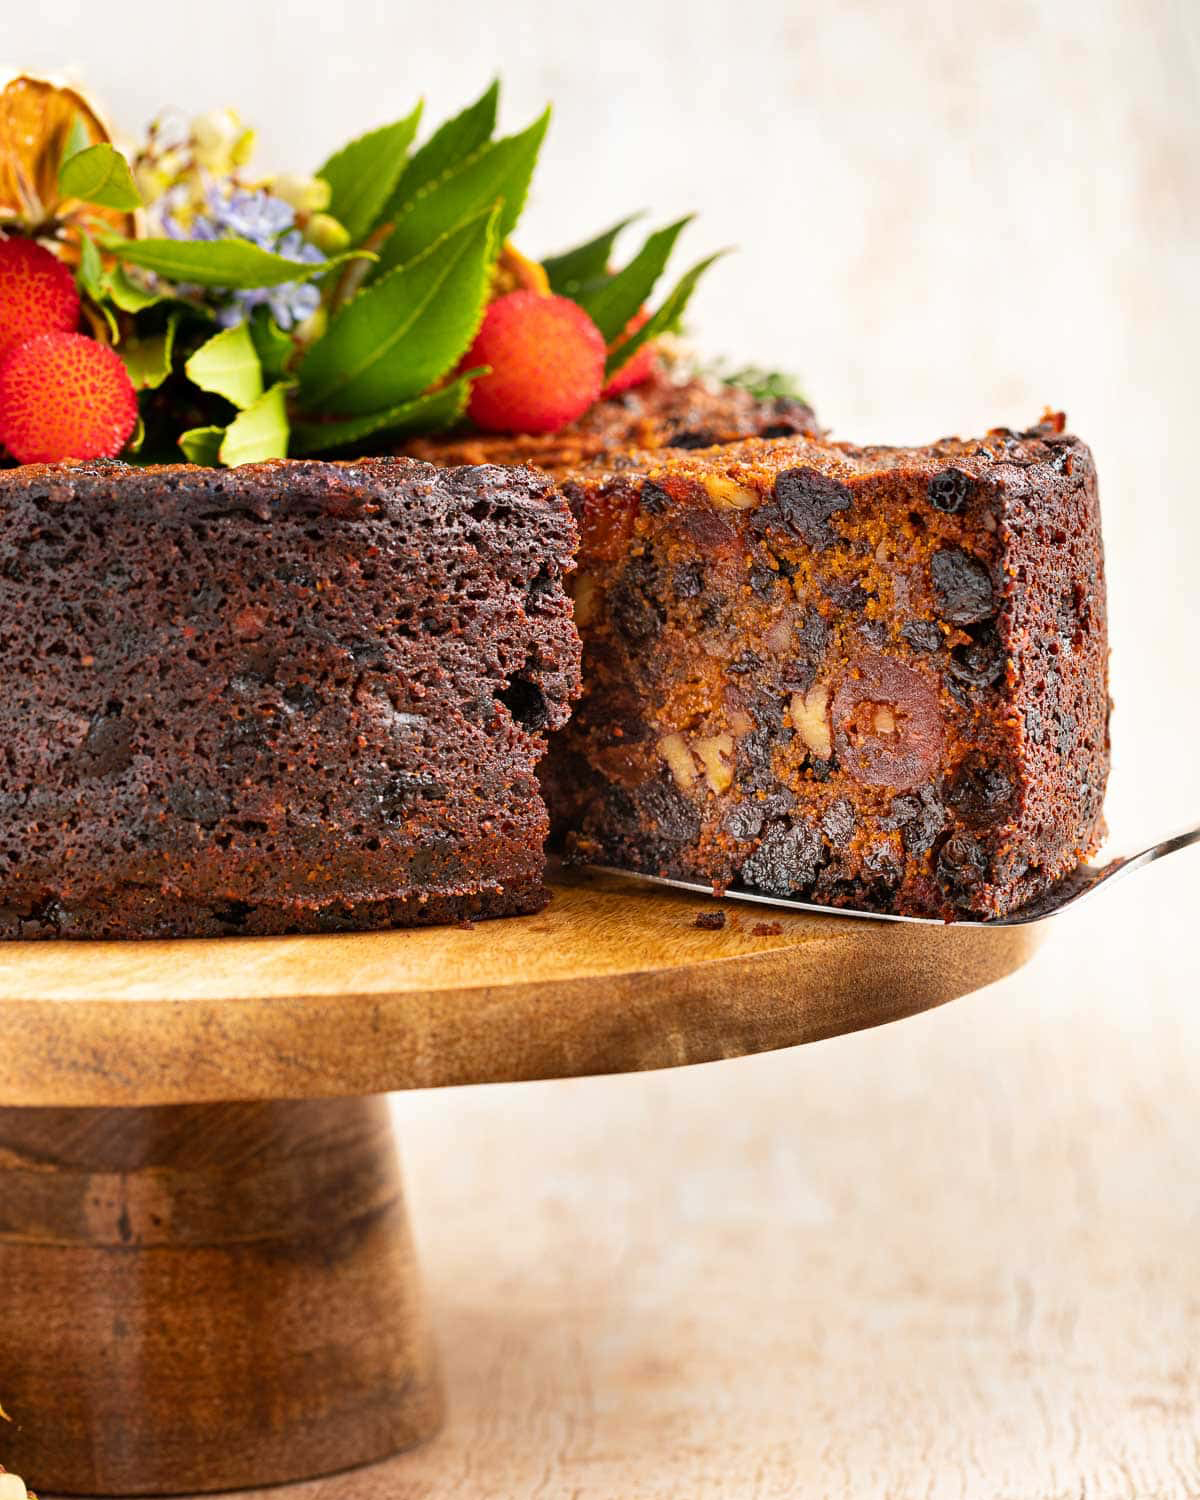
[0,456,580,939]
[543,417,1109,919]
[404,370,820,475]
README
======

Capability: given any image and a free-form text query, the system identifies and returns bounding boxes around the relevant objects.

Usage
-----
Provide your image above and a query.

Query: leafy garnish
[382,80,498,226]
[20,78,730,467]
[576,217,692,342]
[317,103,422,244]
[106,264,169,313]
[185,323,263,409]
[76,232,105,301]
[218,382,290,464]
[120,316,178,391]
[543,214,642,298]
[716,363,810,404]
[370,107,548,281]
[58,142,141,211]
[605,250,727,379]
[248,306,294,382]
[178,425,225,465]
[107,237,363,289]
[297,208,496,416]
[292,372,478,454]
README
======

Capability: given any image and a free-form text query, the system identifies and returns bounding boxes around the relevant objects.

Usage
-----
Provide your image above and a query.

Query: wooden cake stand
[0,868,1043,1496]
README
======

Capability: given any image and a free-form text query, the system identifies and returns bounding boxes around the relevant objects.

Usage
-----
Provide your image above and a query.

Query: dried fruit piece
[936,831,988,900]
[741,819,826,895]
[885,785,946,854]
[902,620,942,654]
[931,548,995,625]
[928,467,973,513]
[946,754,1016,822]
[0,74,120,226]
[765,467,852,549]
[464,289,606,434]
[0,330,138,463]
[831,655,942,789]
[948,625,1004,688]
[0,236,80,354]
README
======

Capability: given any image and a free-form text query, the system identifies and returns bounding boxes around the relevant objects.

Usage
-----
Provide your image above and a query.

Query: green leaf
[107,264,169,313]
[297,207,496,416]
[76,232,105,301]
[121,315,178,391]
[604,250,727,379]
[179,425,225,465]
[372,107,548,281]
[184,323,264,410]
[60,111,93,168]
[543,215,641,297]
[317,102,423,244]
[108,237,361,290]
[717,363,809,404]
[577,217,692,342]
[291,372,477,454]
[58,143,142,211]
[218,382,291,466]
[248,306,295,382]
[384,80,499,224]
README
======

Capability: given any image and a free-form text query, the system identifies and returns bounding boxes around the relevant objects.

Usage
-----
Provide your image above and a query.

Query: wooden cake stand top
[0,868,1043,1109]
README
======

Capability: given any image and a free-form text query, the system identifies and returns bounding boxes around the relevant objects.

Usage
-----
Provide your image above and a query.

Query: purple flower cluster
[160,186,324,330]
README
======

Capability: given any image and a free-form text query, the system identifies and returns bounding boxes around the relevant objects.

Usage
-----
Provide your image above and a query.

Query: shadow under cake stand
[0,867,1043,1496]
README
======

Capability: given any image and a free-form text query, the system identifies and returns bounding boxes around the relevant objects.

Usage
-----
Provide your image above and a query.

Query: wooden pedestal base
[0,1098,443,1495]
[0,874,1045,1492]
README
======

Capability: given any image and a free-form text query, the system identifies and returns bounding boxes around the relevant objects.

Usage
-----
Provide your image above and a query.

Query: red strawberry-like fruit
[0,237,81,356]
[601,307,661,397]
[465,290,606,434]
[0,331,138,464]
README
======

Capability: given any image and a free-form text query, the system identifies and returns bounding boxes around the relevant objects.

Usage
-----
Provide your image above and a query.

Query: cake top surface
[404,370,819,474]
[561,413,1090,490]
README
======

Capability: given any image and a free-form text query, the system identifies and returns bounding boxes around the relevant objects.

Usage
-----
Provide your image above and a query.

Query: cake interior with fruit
[541,416,1107,920]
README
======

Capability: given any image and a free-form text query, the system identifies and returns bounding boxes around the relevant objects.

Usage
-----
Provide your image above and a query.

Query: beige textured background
[9,1,1200,1494]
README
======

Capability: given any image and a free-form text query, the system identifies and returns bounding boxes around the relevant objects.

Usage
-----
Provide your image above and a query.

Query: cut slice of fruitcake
[542,414,1108,920]
[0,456,579,939]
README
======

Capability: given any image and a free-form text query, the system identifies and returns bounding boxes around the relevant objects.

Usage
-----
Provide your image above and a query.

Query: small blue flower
[155,184,326,331]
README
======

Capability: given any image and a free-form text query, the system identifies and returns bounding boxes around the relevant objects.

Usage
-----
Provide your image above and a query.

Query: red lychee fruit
[0,237,80,356]
[0,331,138,464]
[601,307,661,397]
[464,290,606,434]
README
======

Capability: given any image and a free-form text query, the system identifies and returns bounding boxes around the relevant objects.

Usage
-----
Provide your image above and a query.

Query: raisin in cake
[543,416,1108,919]
[0,457,579,939]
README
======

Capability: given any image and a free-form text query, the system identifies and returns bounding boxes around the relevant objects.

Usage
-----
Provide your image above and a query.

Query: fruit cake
[405,369,821,475]
[0,456,580,939]
[542,415,1108,920]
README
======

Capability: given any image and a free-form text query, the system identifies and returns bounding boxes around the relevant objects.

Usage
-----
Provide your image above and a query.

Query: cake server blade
[588,820,1200,929]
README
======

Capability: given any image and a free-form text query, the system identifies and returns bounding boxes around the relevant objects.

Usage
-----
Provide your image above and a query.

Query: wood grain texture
[0,1099,442,1494]
[0,869,1041,1108]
